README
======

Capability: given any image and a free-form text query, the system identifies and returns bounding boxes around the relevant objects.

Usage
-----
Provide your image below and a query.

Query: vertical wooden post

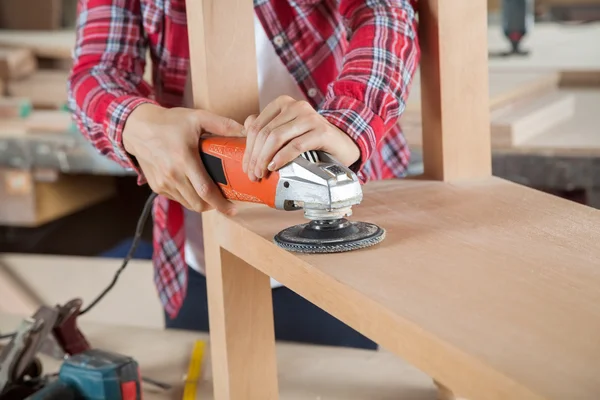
[185,0,259,124]
[185,1,279,399]
[418,0,492,181]
[203,212,279,399]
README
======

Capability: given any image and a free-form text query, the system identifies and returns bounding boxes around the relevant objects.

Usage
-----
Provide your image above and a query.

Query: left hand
[242,95,360,181]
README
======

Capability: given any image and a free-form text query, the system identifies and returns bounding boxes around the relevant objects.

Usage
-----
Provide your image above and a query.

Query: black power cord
[0,192,158,341]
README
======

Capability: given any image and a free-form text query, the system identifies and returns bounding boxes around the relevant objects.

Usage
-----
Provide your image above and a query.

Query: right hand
[123,103,243,216]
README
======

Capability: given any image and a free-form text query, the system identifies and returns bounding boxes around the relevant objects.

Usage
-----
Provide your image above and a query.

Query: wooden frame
[185,1,600,399]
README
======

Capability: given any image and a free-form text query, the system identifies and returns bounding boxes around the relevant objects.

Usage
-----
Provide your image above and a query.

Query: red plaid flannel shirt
[67,0,420,318]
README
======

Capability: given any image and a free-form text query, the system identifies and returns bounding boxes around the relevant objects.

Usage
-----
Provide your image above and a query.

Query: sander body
[199,136,385,253]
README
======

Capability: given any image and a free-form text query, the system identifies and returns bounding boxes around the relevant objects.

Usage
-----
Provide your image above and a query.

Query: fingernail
[267,161,276,171]
[256,169,263,179]
[227,207,237,216]
[249,173,256,182]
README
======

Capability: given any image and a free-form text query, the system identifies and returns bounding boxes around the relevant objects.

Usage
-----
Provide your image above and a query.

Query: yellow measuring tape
[182,340,206,400]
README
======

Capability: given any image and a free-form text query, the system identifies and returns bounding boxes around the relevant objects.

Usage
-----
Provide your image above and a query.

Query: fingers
[242,96,294,176]
[244,114,258,131]
[271,130,324,171]
[247,110,298,181]
[185,150,238,216]
[253,116,314,177]
[194,109,244,137]
[145,164,195,210]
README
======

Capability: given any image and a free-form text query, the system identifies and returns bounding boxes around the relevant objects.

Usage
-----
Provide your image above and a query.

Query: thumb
[195,109,244,137]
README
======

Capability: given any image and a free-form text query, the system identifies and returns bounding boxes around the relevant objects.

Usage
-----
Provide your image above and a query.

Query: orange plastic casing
[199,136,280,208]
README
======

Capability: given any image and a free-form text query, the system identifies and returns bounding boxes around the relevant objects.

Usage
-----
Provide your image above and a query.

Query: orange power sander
[199,136,385,254]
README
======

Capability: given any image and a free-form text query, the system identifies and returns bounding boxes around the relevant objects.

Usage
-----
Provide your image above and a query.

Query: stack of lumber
[403,22,600,153]
[400,69,577,148]
[0,29,115,227]
[0,31,72,136]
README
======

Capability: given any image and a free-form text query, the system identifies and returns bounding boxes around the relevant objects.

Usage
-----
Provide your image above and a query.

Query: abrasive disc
[273,218,385,254]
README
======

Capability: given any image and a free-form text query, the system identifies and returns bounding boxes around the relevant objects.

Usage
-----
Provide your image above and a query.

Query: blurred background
[0,0,598,258]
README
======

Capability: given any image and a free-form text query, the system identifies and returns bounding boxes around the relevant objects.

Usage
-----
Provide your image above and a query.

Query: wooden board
[490,91,575,147]
[0,312,439,400]
[207,176,600,400]
[0,168,116,227]
[405,70,560,115]
[0,47,37,80]
[6,69,68,108]
[0,30,74,60]
[25,110,73,133]
[515,89,600,155]
[418,0,491,181]
[0,97,31,118]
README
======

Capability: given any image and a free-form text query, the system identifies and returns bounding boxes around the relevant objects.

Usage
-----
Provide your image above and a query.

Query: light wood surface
[517,89,600,155]
[185,0,275,398]
[418,0,491,181]
[6,69,68,108]
[0,47,37,80]
[0,30,74,60]
[185,0,259,124]
[405,70,560,115]
[489,91,575,147]
[0,313,439,400]
[0,168,116,227]
[207,176,600,400]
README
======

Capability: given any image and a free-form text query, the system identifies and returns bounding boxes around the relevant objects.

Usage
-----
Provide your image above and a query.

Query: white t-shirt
[184,14,306,288]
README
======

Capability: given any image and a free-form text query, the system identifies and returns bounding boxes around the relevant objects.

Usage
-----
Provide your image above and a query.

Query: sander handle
[199,136,280,208]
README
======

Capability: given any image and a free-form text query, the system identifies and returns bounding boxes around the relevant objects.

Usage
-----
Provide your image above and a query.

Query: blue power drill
[26,349,142,400]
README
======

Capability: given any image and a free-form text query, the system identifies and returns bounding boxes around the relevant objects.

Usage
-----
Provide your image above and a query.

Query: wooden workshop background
[0,0,599,329]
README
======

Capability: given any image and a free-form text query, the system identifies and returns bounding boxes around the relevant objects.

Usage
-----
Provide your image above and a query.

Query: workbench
[0,312,438,400]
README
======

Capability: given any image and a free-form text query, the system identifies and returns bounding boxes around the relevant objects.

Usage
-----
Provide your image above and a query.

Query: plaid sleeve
[318,0,420,177]
[67,0,158,180]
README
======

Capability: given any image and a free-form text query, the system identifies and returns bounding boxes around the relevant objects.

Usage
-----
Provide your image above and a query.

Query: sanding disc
[273,218,385,254]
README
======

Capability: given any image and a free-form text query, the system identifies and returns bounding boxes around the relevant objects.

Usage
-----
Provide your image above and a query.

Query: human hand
[123,103,243,215]
[241,95,360,181]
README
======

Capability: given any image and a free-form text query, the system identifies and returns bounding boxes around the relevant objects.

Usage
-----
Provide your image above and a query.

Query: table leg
[204,215,279,400]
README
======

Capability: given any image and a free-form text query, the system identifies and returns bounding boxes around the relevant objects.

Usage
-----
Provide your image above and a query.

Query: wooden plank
[185,0,277,399]
[185,0,259,124]
[0,30,74,60]
[0,47,37,81]
[490,91,575,147]
[515,89,600,155]
[209,176,600,400]
[405,70,560,115]
[203,221,279,400]
[25,110,73,133]
[0,97,31,118]
[6,70,68,108]
[0,168,116,227]
[418,0,492,181]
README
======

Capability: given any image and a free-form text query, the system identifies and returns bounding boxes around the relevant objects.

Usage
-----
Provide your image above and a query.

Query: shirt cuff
[104,95,159,185]
[318,95,385,182]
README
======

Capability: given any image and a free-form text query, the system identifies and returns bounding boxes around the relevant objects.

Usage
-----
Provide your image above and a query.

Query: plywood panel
[490,91,575,147]
[6,70,68,108]
[0,30,74,59]
[405,70,560,115]
[209,176,600,400]
[418,0,492,181]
